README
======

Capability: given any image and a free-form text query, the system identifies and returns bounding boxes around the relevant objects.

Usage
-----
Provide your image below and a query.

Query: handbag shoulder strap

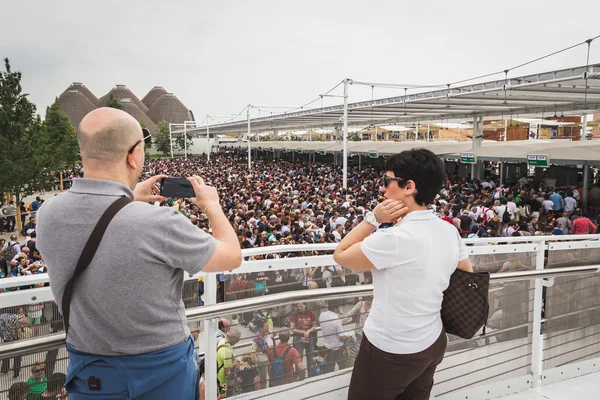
[62,196,132,336]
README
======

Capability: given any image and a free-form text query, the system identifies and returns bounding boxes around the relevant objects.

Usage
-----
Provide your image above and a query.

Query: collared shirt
[361,210,468,354]
[319,310,345,350]
[564,197,577,212]
[37,178,217,356]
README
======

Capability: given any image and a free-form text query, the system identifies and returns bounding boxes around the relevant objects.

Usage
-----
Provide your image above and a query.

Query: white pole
[427,123,430,141]
[169,123,173,158]
[206,116,210,162]
[247,106,251,170]
[504,118,508,142]
[415,122,419,141]
[342,79,350,190]
[184,123,188,159]
[581,114,588,140]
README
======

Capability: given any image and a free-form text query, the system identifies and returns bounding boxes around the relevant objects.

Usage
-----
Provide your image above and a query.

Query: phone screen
[160,178,195,199]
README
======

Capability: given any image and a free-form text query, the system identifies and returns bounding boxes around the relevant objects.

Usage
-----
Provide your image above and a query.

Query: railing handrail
[3,235,600,290]
[1,264,599,359]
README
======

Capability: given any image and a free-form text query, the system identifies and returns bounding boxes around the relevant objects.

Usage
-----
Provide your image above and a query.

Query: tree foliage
[106,93,123,110]
[174,129,193,153]
[153,120,171,155]
[0,58,54,225]
[45,99,79,169]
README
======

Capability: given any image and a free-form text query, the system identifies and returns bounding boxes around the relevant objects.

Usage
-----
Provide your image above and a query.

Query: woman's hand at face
[373,199,409,223]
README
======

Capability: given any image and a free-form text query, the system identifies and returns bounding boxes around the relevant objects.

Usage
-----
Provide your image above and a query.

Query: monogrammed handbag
[441,268,490,339]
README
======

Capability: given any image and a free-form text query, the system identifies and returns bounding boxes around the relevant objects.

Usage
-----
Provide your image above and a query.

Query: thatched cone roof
[97,85,149,113]
[142,86,168,109]
[120,99,157,133]
[58,90,97,129]
[147,93,193,125]
[59,82,99,105]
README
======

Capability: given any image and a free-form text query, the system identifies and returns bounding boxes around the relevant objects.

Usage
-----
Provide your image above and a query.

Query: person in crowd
[27,361,48,399]
[0,312,27,378]
[571,209,597,234]
[343,296,373,344]
[333,148,473,400]
[308,347,328,378]
[289,302,318,369]
[564,190,577,213]
[318,300,353,374]
[21,216,36,236]
[268,332,305,387]
[217,327,242,390]
[36,107,242,399]
[2,200,17,233]
[216,318,231,343]
[227,273,249,301]
[2,234,21,275]
[41,372,68,399]
[556,213,572,234]
[252,319,274,389]
[8,382,29,400]
[230,355,260,394]
[549,188,564,213]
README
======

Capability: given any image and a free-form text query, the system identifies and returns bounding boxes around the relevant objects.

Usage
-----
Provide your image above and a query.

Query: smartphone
[160,178,195,199]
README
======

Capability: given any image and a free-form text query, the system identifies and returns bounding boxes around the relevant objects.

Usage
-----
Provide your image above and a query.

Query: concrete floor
[494,371,600,399]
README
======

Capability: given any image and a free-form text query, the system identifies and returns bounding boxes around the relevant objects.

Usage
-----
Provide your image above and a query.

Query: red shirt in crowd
[268,343,302,386]
[571,217,597,235]
[290,311,317,331]
[441,217,454,225]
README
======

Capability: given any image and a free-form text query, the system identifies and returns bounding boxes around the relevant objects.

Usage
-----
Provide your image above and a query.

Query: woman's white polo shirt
[361,210,468,354]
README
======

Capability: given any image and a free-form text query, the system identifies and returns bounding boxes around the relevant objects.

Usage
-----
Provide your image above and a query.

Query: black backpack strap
[62,196,132,336]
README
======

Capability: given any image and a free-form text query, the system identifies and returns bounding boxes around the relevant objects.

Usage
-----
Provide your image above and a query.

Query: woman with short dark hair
[334,148,473,400]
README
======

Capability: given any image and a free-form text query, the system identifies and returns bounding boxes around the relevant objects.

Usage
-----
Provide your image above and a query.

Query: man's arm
[334,200,407,271]
[188,176,242,272]
[589,219,597,234]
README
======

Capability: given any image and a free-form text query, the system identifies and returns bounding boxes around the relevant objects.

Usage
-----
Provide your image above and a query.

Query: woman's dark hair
[384,148,445,206]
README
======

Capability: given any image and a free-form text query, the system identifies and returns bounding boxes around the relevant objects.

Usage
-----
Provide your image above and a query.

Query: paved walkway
[494,371,600,399]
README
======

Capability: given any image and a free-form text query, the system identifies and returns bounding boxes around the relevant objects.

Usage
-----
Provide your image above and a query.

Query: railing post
[203,272,218,400]
[530,239,546,388]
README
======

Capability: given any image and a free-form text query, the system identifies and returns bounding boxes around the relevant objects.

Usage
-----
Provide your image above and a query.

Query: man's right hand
[187,175,220,210]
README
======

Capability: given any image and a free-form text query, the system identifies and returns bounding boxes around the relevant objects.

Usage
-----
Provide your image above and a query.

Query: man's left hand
[134,175,167,203]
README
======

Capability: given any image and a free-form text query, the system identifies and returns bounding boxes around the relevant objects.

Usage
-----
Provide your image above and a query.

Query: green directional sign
[527,154,549,168]
[460,153,476,164]
[368,150,379,159]
[297,149,303,154]
[319,149,326,156]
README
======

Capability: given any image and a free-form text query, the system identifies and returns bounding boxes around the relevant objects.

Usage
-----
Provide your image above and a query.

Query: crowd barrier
[1,235,599,399]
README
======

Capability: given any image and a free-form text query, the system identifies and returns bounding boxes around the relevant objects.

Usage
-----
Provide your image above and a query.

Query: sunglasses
[33,369,44,373]
[127,128,152,154]
[381,175,406,188]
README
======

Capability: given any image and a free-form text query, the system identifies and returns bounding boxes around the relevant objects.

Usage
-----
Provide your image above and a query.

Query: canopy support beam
[342,79,350,189]
[247,106,251,170]
[471,116,484,181]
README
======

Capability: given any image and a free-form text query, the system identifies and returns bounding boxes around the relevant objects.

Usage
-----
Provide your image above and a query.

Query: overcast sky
[2,0,599,122]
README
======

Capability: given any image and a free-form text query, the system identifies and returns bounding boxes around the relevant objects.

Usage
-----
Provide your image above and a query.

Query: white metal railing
[1,235,600,399]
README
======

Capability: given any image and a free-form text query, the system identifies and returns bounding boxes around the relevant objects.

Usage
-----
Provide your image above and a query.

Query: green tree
[45,99,80,169]
[0,58,54,234]
[174,128,193,153]
[106,93,123,110]
[153,120,172,155]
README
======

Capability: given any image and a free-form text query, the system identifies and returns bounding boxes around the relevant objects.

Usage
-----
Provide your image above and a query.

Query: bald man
[37,108,242,399]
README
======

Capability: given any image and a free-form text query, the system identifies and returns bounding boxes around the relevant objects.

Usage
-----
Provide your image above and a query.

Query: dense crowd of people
[1,150,600,398]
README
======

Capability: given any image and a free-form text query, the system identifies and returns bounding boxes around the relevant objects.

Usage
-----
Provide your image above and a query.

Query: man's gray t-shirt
[2,205,15,216]
[37,179,217,356]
